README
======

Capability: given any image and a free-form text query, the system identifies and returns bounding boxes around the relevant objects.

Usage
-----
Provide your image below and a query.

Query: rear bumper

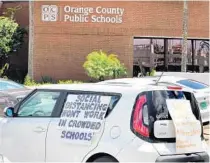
[156,152,209,162]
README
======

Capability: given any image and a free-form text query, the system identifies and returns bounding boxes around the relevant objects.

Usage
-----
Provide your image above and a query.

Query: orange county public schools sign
[41,5,124,24]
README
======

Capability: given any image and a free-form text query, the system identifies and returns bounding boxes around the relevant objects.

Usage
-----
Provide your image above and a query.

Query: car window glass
[151,90,187,120]
[58,93,120,143]
[145,90,201,142]
[60,93,120,118]
[105,95,120,117]
[17,91,60,117]
[177,79,208,90]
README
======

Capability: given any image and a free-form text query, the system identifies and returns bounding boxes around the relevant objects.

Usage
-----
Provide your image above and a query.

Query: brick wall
[32,1,209,81]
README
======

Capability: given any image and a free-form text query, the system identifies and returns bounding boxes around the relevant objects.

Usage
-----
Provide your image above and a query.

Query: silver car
[0,78,32,115]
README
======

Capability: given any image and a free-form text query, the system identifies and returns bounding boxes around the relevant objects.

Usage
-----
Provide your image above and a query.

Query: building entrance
[133,37,209,77]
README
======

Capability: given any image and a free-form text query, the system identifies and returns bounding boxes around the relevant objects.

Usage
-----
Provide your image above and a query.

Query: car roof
[98,77,157,85]
[36,81,192,94]
[98,76,186,84]
[37,83,167,93]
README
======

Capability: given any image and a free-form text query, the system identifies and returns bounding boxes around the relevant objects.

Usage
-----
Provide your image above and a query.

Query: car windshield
[0,80,25,91]
[177,79,208,90]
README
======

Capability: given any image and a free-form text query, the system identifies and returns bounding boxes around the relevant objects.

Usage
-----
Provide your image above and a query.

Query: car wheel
[93,156,118,162]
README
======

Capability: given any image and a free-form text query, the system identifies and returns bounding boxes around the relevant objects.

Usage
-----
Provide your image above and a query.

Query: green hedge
[24,75,83,86]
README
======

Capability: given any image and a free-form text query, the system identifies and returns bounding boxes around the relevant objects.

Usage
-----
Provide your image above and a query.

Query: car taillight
[132,95,149,137]
[167,86,182,90]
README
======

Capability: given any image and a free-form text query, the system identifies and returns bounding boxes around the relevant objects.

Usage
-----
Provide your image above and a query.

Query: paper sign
[58,94,111,145]
[166,99,203,153]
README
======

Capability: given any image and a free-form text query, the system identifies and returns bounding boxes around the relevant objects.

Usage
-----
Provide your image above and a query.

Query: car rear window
[177,79,208,90]
[148,90,200,121]
[147,90,202,142]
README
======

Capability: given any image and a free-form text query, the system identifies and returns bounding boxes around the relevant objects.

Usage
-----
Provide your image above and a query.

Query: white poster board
[166,99,202,153]
[58,94,111,145]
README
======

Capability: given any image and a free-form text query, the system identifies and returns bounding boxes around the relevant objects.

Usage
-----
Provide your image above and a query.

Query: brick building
[1,1,209,81]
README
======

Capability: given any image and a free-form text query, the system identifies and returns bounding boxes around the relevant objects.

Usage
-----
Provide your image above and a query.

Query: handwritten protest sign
[58,94,111,145]
[166,99,202,153]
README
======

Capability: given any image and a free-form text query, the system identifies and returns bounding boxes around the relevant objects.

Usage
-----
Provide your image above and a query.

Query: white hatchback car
[0,83,209,162]
[99,76,210,124]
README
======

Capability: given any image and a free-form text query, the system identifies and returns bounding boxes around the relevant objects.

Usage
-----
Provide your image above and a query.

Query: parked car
[0,78,32,102]
[0,83,209,162]
[99,76,210,124]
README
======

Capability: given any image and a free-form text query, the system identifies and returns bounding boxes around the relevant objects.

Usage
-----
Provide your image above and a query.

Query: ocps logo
[41,5,58,22]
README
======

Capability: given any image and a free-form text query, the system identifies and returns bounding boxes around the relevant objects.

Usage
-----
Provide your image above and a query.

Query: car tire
[93,156,118,162]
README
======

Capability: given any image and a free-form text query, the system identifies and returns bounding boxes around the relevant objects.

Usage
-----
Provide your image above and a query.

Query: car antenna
[155,70,165,85]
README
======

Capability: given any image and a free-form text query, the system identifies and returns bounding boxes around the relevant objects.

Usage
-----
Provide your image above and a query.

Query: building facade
[1,1,210,81]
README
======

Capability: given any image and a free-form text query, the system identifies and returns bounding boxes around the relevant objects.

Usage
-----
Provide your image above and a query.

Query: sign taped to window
[166,99,203,154]
[58,94,111,145]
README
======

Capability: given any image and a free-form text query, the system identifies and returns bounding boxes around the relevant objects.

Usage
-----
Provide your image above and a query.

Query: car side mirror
[4,107,15,117]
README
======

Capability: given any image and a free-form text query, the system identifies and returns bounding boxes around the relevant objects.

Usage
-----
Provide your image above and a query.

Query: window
[195,40,209,67]
[177,79,208,90]
[105,95,120,117]
[0,81,25,91]
[17,91,61,117]
[168,39,192,66]
[147,90,201,142]
[60,93,120,118]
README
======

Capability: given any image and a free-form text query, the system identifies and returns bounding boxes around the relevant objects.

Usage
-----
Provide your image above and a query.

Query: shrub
[0,16,27,57]
[146,69,156,76]
[150,69,156,76]
[41,76,55,84]
[58,80,82,84]
[58,80,73,84]
[83,50,127,81]
[23,75,83,86]
[0,7,27,82]
[24,74,37,86]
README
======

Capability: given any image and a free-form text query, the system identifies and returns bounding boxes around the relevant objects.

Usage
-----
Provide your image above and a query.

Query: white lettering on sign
[42,5,124,24]
[58,94,111,145]
[166,99,203,154]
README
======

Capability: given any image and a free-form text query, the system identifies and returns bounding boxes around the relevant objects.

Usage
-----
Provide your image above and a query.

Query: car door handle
[33,126,46,133]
